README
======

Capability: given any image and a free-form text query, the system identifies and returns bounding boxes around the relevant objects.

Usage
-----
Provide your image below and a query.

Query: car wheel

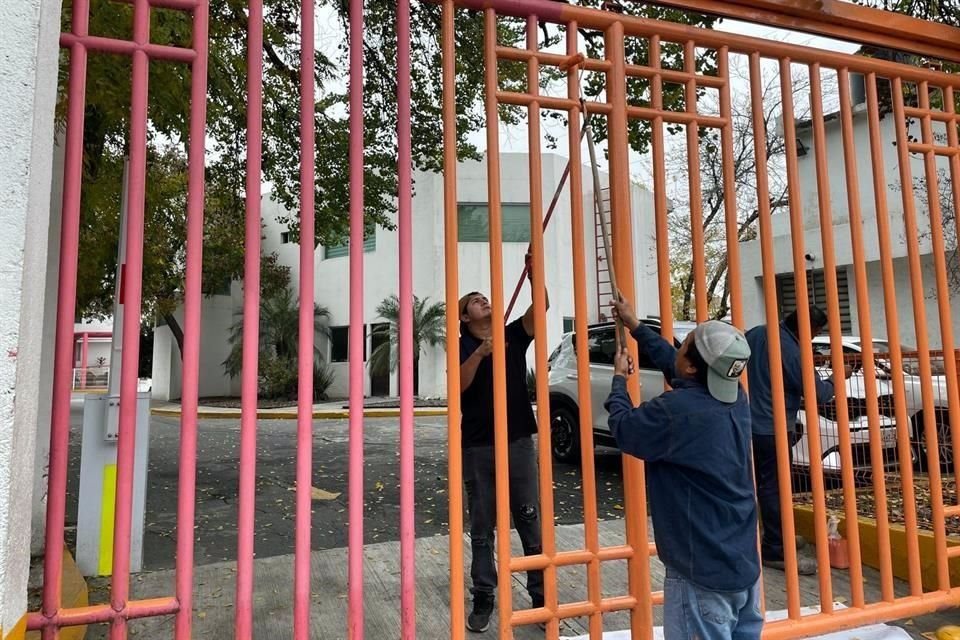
[916,411,953,471]
[550,404,581,464]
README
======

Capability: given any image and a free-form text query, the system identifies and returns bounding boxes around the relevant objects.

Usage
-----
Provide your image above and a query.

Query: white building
[738,91,959,348]
[153,152,658,400]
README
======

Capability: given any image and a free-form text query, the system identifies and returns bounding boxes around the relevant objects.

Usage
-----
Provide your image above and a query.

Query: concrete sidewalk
[83,519,951,639]
[149,400,447,420]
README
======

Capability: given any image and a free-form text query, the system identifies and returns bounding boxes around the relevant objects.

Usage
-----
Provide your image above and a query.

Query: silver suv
[546,318,694,463]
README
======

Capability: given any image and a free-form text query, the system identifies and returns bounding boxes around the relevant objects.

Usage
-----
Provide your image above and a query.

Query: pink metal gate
[30,0,960,638]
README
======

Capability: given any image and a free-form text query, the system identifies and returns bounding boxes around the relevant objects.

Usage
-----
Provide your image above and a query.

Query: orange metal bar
[944,87,960,490]
[483,10,515,636]
[565,22,604,640]
[778,58,834,613]
[904,106,960,124]
[749,51,801,619]
[511,595,642,625]
[626,107,727,129]
[606,21,653,640]
[442,0,466,635]
[626,63,725,89]
[684,39,708,322]
[762,589,960,640]
[523,16,560,638]
[917,80,960,577]
[892,76,951,592]
[496,46,610,72]
[808,62,866,607]
[496,91,612,114]
[907,142,960,157]
[837,67,895,603]
[717,46,744,331]
[453,0,960,85]
[865,72,924,595]
[510,545,635,571]
[650,36,673,349]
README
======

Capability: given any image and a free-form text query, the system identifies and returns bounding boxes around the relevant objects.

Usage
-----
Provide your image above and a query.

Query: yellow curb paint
[98,463,117,576]
[3,615,26,640]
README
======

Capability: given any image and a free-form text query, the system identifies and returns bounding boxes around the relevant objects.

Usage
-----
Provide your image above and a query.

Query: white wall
[259,152,657,399]
[0,0,61,630]
[151,293,238,401]
[739,102,959,347]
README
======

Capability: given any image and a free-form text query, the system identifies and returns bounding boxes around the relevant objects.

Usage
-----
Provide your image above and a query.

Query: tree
[223,286,331,377]
[663,61,816,320]
[368,295,446,396]
[64,0,718,349]
[855,0,959,27]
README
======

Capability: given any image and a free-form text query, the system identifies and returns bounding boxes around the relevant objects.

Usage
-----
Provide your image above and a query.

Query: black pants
[463,437,544,602]
[752,433,796,562]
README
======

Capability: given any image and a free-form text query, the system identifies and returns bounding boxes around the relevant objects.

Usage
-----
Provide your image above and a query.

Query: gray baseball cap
[692,321,751,403]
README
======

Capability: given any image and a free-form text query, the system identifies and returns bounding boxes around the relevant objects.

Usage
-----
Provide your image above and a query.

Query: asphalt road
[65,404,631,570]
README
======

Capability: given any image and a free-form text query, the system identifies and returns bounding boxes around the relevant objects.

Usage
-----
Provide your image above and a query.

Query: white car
[793,337,955,472]
[546,324,938,476]
[546,318,694,463]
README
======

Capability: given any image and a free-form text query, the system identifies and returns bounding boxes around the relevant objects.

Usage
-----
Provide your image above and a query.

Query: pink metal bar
[348,0,366,633]
[58,34,196,63]
[43,0,90,636]
[235,0,264,634]
[294,0,316,635]
[80,333,89,388]
[397,0,415,634]
[109,2,152,637]
[29,598,180,630]
[174,1,210,638]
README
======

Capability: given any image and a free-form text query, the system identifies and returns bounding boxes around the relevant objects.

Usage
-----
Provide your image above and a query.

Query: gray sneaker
[763,556,818,576]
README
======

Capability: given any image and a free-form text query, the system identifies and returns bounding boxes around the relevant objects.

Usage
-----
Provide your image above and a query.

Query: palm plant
[368,295,446,396]
[223,287,333,399]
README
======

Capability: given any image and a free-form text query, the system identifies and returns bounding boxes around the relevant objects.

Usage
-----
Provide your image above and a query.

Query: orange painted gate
[34,0,960,638]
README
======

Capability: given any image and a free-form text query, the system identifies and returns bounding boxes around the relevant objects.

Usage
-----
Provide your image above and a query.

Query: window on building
[457,203,531,243]
[280,231,291,244]
[562,317,574,334]
[775,268,852,334]
[329,325,367,362]
[325,232,376,259]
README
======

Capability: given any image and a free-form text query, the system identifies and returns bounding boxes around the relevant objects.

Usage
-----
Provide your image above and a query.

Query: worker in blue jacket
[606,298,761,640]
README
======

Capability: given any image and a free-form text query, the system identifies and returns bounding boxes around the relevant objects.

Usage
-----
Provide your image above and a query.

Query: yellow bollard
[937,626,960,640]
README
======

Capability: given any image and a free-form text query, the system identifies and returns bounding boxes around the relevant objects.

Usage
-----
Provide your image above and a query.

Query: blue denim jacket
[745,324,835,436]
[605,323,760,592]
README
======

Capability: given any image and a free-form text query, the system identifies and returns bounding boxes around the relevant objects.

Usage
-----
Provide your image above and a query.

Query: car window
[587,327,617,366]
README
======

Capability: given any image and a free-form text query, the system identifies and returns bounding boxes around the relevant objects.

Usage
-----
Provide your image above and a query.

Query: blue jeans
[663,569,763,640]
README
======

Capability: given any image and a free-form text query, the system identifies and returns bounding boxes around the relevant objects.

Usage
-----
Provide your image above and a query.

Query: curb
[793,504,960,592]
[151,407,448,420]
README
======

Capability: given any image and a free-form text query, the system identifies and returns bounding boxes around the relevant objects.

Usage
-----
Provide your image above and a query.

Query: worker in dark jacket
[606,298,761,640]
[745,305,851,576]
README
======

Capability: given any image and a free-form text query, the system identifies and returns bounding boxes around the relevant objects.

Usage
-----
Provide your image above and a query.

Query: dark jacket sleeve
[631,322,677,381]
[781,336,836,404]
[605,375,673,462]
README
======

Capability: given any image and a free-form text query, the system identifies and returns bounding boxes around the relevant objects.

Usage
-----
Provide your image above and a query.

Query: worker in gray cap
[608,298,761,640]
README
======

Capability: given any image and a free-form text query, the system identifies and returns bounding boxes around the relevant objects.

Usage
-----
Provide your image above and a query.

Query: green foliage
[368,295,446,376]
[223,286,332,379]
[257,354,335,401]
[62,0,717,334]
